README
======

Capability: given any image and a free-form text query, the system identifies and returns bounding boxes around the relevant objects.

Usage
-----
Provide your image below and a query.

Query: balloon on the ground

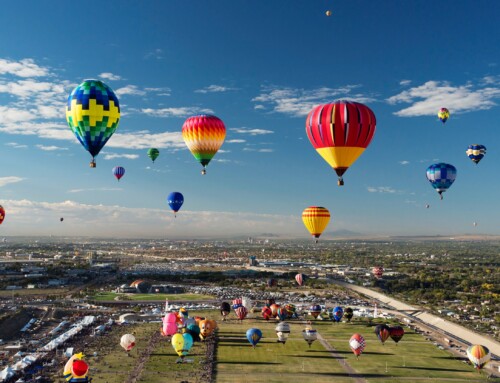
[306,101,376,186]
[162,313,178,336]
[344,307,354,322]
[120,334,136,352]
[199,319,216,340]
[374,324,391,344]
[438,107,450,123]
[466,144,486,164]
[389,326,404,344]
[349,333,366,358]
[295,273,306,286]
[63,353,89,382]
[167,192,184,217]
[185,323,201,342]
[372,266,384,279]
[277,307,289,321]
[235,306,248,320]
[262,306,272,320]
[426,163,457,200]
[171,333,193,358]
[112,166,125,181]
[147,148,160,163]
[220,302,231,319]
[276,322,291,344]
[66,80,120,168]
[232,298,243,310]
[466,345,490,370]
[182,114,226,175]
[246,328,263,348]
[302,206,331,242]
[303,326,317,347]
[242,297,253,311]
[309,304,322,319]
[331,306,343,322]
[270,304,280,318]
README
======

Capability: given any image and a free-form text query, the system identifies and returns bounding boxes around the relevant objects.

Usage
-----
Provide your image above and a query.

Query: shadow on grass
[310,372,388,378]
[217,361,280,365]
[360,351,395,355]
[288,355,346,360]
[393,366,468,372]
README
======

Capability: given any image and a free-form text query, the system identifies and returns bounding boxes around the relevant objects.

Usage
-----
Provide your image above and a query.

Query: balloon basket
[90,160,96,168]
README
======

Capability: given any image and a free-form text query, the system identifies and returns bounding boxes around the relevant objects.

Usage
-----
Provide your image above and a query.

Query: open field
[91,292,215,301]
[0,288,68,298]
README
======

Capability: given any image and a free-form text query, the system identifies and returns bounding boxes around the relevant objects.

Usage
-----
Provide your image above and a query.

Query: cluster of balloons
[372,324,404,345]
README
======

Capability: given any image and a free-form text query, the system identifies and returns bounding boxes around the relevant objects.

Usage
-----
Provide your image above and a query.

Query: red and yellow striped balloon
[182,114,226,175]
[306,101,376,185]
[302,206,331,241]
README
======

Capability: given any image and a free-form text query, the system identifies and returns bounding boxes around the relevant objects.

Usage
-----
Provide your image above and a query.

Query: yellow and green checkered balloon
[66,80,120,166]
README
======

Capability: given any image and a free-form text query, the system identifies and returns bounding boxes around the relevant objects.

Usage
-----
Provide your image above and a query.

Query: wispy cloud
[226,139,246,144]
[144,48,164,60]
[99,72,122,81]
[252,85,375,117]
[0,58,49,77]
[0,176,24,187]
[387,80,500,117]
[5,142,28,149]
[108,131,185,150]
[367,186,398,194]
[141,107,213,118]
[102,153,140,160]
[115,85,146,97]
[194,84,237,94]
[36,145,68,151]
[242,148,274,153]
[399,160,410,165]
[399,80,412,86]
[67,188,123,193]
[230,127,273,135]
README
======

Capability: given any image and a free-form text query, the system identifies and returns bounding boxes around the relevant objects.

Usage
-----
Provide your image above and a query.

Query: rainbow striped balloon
[182,115,226,175]
[466,345,490,370]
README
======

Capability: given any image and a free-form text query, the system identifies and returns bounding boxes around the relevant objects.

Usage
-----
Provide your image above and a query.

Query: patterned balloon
[235,306,248,321]
[466,144,486,165]
[277,307,289,321]
[295,273,306,286]
[331,306,343,322]
[275,322,291,344]
[309,304,322,319]
[438,107,450,123]
[349,333,366,358]
[373,266,384,279]
[182,114,226,175]
[466,345,490,370]
[303,326,317,347]
[389,326,404,344]
[66,80,120,167]
[171,333,193,358]
[306,101,376,185]
[374,324,391,344]
[112,166,125,181]
[0,205,5,225]
[302,206,331,242]
[232,298,243,310]
[147,148,160,163]
[261,306,272,321]
[246,328,262,348]
[426,163,457,200]
[167,192,184,217]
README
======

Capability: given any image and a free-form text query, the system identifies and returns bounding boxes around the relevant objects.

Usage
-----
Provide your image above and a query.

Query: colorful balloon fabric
[185,323,201,342]
[438,107,450,123]
[309,305,322,319]
[344,307,354,322]
[120,334,136,352]
[63,353,89,382]
[162,313,178,336]
[426,163,457,200]
[199,319,217,339]
[167,192,184,217]
[112,166,125,181]
[66,80,120,167]
[349,333,366,358]
[303,326,317,347]
[0,205,5,225]
[306,101,376,185]
[182,114,226,175]
[466,345,490,370]
[147,148,160,163]
[389,326,404,344]
[373,266,384,279]
[466,144,486,164]
[261,306,272,320]
[232,298,243,310]
[277,307,289,321]
[302,206,331,241]
[246,328,263,348]
[275,322,291,344]
[295,273,306,286]
[374,324,391,344]
[235,306,248,320]
[171,333,193,358]
[331,306,343,322]
[270,304,280,318]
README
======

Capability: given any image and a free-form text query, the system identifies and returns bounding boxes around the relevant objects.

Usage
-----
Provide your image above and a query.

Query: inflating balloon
[303,326,317,347]
[374,324,390,345]
[63,353,89,382]
[120,334,136,353]
[331,306,343,322]
[389,326,404,344]
[171,333,193,361]
[309,305,322,319]
[344,307,354,322]
[220,302,231,320]
[276,322,291,344]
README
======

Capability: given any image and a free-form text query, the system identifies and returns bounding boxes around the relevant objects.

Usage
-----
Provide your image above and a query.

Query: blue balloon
[331,306,343,322]
[112,166,125,181]
[466,144,486,165]
[426,163,456,200]
[246,328,262,348]
[167,192,184,216]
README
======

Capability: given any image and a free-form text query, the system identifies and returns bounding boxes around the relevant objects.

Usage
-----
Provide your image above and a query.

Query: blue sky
[0,0,499,238]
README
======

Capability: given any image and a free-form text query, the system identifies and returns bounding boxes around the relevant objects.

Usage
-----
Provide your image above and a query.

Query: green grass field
[91,292,215,301]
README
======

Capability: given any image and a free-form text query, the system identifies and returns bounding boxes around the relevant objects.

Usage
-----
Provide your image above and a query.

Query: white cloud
[141,107,213,118]
[252,85,375,117]
[399,160,410,165]
[226,139,246,144]
[194,85,237,93]
[115,85,146,97]
[0,58,49,77]
[107,131,185,150]
[144,48,164,60]
[99,72,122,81]
[230,127,273,135]
[258,148,273,153]
[36,145,68,151]
[102,153,140,160]
[367,186,398,194]
[399,80,412,86]
[68,188,122,193]
[387,80,500,117]
[144,87,171,96]
[5,142,28,149]
[0,176,24,187]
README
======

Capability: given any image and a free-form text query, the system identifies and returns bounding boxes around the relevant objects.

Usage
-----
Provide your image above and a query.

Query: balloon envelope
[295,273,306,286]
[167,192,184,213]
[332,306,343,322]
[466,144,486,164]
[389,326,404,343]
[147,148,160,162]
[426,163,456,199]
[235,306,248,320]
[220,302,231,316]
[112,166,125,181]
[246,328,263,347]
[120,334,136,351]
[0,205,4,225]
[302,207,330,240]
[344,307,354,321]
[374,324,391,344]
[466,345,490,370]
[66,80,120,165]
[349,333,366,357]
[171,333,193,357]
[438,107,449,123]
[372,266,384,279]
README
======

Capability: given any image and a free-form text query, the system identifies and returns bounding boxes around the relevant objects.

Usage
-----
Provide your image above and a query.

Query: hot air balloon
[426,163,456,200]
[267,278,278,288]
[63,353,89,383]
[199,319,216,340]
[425,204,430,209]
[306,101,376,185]
[120,334,136,354]
[344,307,354,322]
[235,306,248,321]
[66,80,120,167]
[331,306,343,322]
[246,328,262,348]
[372,266,384,279]
[182,114,226,175]
[162,313,178,337]
[262,306,272,321]
[473,222,478,227]
[389,326,404,344]
[147,148,160,163]
[185,323,201,342]
[284,304,297,319]
[325,10,332,16]
[220,302,231,320]
[0,205,6,225]
[374,324,391,345]
[276,322,291,344]
[438,108,449,124]
[277,307,289,321]
[232,298,243,310]
[349,333,366,359]
[242,297,253,312]
[466,345,490,371]
[309,305,322,319]
[60,217,64,222]
[171,333,193,362]
[167,192,184,217]
[295,273,306,286]
[302,206,331,242]
[303,326,317,347]
[112,166,125,181]
[270,304,280,318]
[466,144,486,165]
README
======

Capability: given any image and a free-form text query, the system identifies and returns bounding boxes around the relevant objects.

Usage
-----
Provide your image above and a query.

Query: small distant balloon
[473,222,477,227]
[425,204,430,209]
[466,144,486,165]
[60,217,64,222]
[147,148,160,163]
[112,166,125,181]
[438,108,449,124]
[325,10,332,16]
